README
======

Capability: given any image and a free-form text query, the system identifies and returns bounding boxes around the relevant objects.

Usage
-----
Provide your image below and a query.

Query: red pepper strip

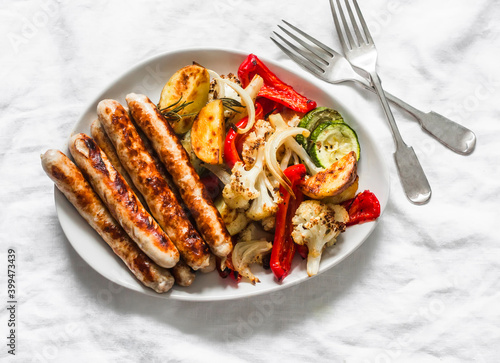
[270,164,307,281]
[224,103,263,169]
[238,54,317,113]
[257,97,283,118]
[342,190,381,227]
[224,117,246,169]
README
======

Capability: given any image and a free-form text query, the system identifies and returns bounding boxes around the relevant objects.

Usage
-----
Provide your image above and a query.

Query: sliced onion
[265,127,310,196]
[280,147,292,170]
[232,240,272,284]
[231,75,264,125]
[208,69,255,134]
[285,138,322,175]
[263,172,276,196]
[265,132,291,194]
[268,113,321,175]
[207,69,225,99]
[201,163,231,185]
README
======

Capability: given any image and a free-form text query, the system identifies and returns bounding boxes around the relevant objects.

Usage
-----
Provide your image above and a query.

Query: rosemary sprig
[158,96,245,122]
[158,97,195,122]
[220,97,245,113]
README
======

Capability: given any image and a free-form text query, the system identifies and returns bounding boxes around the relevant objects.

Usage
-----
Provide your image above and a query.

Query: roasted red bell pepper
[224,102,263,169]
[257,96,283,118]
[224,118,247,169]
[238,54,317,113]
[270,164,307,281]
[343,190,381,226]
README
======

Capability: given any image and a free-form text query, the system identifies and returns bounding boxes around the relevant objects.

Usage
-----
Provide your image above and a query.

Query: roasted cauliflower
[222,119,282,220]
[291,200,349,277]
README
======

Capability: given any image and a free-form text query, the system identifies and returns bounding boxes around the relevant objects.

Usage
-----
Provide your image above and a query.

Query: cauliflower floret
[241,118,274,167]
[208,73,241,99]
[222,150,263,209]
[214,197,250,236]
[222,137,282,220]
[261,216,275,231]
[291,200,349,277]
[222,122,271,210]
[238,222,274,242]
[245,171,282,221]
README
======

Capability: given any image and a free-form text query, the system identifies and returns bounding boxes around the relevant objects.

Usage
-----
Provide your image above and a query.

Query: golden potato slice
[300,151,357,199]
[191,99,225,164]
[159,65,210,134]
[323,175,359,204]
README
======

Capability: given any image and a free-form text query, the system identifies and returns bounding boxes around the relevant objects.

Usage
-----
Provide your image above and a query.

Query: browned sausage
[126,93,233,258]
[69,133,179,268]
[90,119,134,192]
[41,149,174,293]
[170,260,196,287]
[90,118,148,209]
[199,253,216,274]
[133,120,187,210]
[97,99,210,270]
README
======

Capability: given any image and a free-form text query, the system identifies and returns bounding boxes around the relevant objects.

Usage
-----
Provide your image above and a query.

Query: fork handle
[360,83,476,155]
[383,92,476,155]
[370,74,432,205]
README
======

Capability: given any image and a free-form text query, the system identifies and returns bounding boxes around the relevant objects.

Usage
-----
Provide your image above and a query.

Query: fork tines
[330,0,373,50]
[270,20,335,76]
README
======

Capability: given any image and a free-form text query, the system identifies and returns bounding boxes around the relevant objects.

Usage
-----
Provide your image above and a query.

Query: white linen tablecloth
[1,0,499,362]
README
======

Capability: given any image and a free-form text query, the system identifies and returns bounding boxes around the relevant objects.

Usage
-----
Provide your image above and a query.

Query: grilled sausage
[97,99,210,270]
[170,260,196,287]
[91,119,133,192]
[69,133,180,268]
[41,149,174,293]
[126,93,233,258]
[199,253,216,273]
[90,119,147,206]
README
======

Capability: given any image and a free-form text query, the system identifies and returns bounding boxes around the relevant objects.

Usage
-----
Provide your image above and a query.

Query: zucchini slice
[309,122,360,168]
[296,107,343,147]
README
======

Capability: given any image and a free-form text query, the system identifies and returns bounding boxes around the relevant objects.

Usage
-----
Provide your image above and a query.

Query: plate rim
[55,46,390,301]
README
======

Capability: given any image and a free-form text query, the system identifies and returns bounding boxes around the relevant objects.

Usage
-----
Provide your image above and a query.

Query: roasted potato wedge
[191,99,225,164]
[323,175,359,204]
[159,65,210,134]
[300,151,357,199]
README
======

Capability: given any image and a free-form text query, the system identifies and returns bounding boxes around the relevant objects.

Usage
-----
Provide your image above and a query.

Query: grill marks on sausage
[51,164,95,208]
[132,254,155,283]
[50,165,70,183]
[75,134,178,257]
[126,94,232,257]
[98,100,210,268]
[84,137,109,177]
[132,207,172,251]
[41,149,174,292]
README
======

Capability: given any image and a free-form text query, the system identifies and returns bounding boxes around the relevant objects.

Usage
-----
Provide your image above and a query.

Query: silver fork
[332,0,432,204]
[330,0,432,204]
[271,20,476,156]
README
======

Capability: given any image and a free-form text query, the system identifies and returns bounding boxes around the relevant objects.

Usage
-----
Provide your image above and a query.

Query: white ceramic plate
[55,47,390,301]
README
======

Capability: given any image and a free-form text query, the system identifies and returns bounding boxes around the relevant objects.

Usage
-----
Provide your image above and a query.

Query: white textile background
[1,0,499,362]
